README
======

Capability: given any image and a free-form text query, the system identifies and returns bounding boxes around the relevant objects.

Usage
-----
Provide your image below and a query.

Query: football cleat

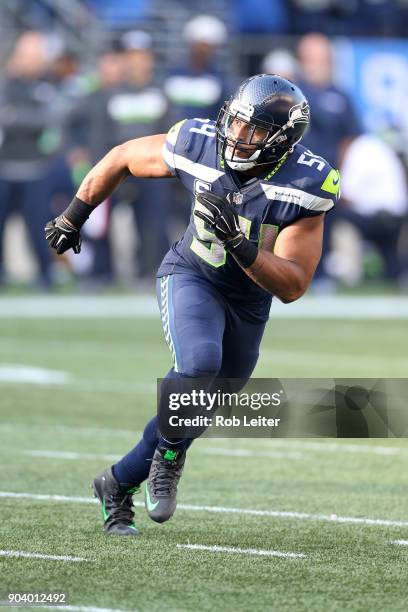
[145,447,186,523]
[92,467,140,536]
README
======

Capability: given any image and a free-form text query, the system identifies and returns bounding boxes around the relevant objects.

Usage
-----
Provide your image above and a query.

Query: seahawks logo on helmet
[288,101,310,126]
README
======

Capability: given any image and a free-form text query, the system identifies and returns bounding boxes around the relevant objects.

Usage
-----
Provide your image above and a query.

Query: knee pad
[182,341,222,378]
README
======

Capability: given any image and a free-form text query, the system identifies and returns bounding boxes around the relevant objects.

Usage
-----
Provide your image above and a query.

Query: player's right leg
[92,273,226,533]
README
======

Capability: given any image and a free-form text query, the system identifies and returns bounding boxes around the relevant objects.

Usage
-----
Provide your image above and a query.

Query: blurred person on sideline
[69,35,171,284]
[0,30,63,288]
[113,30,171,282]
[164,14,229,123]
[296,32,360,287]
[296,32,359,168]
[261,48,298,81]
[67,42,127,283]
[339,133,408,285]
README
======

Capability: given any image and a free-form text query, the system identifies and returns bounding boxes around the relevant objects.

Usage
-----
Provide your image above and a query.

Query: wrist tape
[224,235,258,268]
[63,197,96,229]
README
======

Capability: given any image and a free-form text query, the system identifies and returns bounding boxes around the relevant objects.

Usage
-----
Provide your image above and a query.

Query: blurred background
[0,0,407,294]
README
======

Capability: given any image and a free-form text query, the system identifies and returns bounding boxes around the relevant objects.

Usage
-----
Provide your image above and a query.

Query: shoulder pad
[162,118,222,182]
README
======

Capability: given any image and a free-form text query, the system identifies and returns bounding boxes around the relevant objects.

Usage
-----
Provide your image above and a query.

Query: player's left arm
[243,214,324,303]
[195,191,324,302]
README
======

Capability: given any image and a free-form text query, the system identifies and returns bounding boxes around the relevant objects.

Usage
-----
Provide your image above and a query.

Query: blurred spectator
[261,48,298,81]
[164,14,229,122]
[339,134,408,283]
[69,33,171,283]
[296,32,361,287]
[114,30,171,281]
[296,32,360,168]
[0,31,65,288]
[67,44,127,283]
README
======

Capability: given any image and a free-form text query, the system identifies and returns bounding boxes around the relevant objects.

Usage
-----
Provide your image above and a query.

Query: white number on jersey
[297,151,326,172]
[189,118,217,138]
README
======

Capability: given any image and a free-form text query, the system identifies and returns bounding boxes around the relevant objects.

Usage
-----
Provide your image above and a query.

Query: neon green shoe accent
[101,496,109,522]
[163,449,178,461]
[129,524,139,532]
[321,168,340,195]
[127,485,140,495]
[145,484,159,512]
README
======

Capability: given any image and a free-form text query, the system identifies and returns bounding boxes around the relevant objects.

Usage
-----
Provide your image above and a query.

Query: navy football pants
[113,272,266,486]
[157,273,266,379]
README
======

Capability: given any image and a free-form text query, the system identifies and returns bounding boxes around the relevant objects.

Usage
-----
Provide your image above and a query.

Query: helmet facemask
[216,94,310,172]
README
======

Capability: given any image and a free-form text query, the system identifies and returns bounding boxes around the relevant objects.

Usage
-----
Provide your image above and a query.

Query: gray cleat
[145,447,186,523]
[92,467,140,536]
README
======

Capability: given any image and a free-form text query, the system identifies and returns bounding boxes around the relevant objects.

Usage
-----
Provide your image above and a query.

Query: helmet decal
[288,101,310,126]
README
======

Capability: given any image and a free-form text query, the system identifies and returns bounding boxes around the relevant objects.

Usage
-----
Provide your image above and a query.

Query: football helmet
[216,74,310,171]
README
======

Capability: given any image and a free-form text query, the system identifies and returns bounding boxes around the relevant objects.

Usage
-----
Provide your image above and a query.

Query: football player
[45,75,340,535]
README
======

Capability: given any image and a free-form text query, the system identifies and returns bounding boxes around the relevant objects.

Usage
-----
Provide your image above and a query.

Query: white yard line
[205,439,406,456]
[261,348,408,368]
[1,491,407,529]
[0,295,407,319]
[391,540,408,546]
[24,450,122,461]
[176,543,305,558]
[2,421,406,455]
[0,377,154,394]
[0,550,89,562]
[22,448,303,461]
[0,423,139,438]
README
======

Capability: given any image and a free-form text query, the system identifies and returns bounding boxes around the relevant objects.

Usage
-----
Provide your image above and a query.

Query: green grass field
[1,309,408,612]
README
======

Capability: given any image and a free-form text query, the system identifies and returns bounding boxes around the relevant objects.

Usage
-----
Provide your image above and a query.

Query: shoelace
[108,493,135,524]
[151,459,182,496]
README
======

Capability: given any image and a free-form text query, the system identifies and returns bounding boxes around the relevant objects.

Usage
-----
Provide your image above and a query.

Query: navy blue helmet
[216,74,310,171]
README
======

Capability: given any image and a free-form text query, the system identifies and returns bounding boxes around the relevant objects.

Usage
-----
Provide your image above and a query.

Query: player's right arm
[45,134,171,254]
[77,134,172,205]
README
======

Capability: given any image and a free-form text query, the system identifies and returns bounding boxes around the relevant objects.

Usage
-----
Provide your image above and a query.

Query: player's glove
[195,192,243,248]
[194,191,258,268]
[45,197,95,255]
[44,215,82,255]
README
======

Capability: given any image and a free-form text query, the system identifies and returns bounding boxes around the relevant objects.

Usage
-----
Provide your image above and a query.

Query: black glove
[44,215,82,255]
[195,192,243,247]
[194,191,258,268]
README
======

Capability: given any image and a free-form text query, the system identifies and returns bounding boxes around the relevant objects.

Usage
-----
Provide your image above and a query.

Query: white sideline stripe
[24,450,122,461]
[176,543,305,558]
[0,364,71,385]
[203,438,407,456]
[1,491,408,528]
[0,377,155,395]
[0,295,407,319]
[391,539,408,546]
[0,550,89,562]
[3,422,406,455]
[0,423,139,438]
[262,348,408,368]
[249,439,405,456]
[22,448,303,461]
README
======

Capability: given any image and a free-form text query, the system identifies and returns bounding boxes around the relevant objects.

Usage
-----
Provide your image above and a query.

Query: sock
[157,368,195,451]
[112,416,159,486]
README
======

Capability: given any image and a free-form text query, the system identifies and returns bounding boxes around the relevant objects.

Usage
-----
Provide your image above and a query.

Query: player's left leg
[217,307,267,382]
[92,273,226,533]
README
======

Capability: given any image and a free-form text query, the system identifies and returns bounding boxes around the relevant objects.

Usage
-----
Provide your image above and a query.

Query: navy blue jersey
[158,118,340,322]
